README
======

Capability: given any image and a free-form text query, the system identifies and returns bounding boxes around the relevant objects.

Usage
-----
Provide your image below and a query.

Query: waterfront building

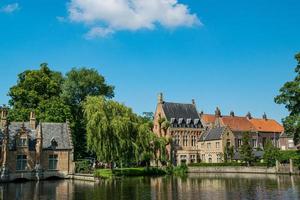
[199,108,290,163]
[153,93,203,165]
[0,109,74,182]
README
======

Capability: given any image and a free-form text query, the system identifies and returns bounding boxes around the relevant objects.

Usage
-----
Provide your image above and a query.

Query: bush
[75,159,92,173]
[172,164,188,176]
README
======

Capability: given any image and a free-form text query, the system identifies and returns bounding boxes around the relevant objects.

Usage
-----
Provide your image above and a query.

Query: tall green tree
[275,53,300,145]
[83,96,137,168]
[62,68,114,159]
[8,63,70,122]
[263,139,279,167]
[240,132,255,166]
[83,96,167,168]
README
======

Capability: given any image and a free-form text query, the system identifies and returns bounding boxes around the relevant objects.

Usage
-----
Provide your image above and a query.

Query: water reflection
[0,174,299,200]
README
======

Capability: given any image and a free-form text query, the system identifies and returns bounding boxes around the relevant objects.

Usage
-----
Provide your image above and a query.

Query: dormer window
[51,138,58,150]
[18,138,27,147]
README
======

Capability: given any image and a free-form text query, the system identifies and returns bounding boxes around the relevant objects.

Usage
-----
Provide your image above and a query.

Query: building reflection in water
[0,174,299,200]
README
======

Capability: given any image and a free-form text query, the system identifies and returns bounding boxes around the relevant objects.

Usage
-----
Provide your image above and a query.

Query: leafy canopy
[275,53,300,144]
[8,63,69,122]
[83,96,166,167]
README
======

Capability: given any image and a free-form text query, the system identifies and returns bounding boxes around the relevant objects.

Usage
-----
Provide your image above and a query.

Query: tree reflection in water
[0,174,299,200]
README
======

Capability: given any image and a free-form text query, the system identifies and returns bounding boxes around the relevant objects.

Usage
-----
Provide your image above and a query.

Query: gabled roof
[162,102,200,122]
[201,114,216,124]
[200,112,284,133]
[249,118,284,133]
[221,116,256,132]
[200,127,226,141]
[0,122,72,150]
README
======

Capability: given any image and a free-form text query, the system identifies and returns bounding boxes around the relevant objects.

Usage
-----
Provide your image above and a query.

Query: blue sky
[0,0,299,122]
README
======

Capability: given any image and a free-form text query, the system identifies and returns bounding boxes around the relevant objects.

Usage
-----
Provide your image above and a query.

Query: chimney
[1,107,8,128]
[158,93,163,104]
[192,99,196,106]
[199,110,204,117]
[230,111,235,117]
[215,107,221,118]
[262,112,267,120]
[30,111,36,129]
[246,112,252,120]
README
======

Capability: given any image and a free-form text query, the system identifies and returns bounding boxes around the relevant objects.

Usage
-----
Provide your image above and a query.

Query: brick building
[153,93,202,165]
[0,109,74,182]
[199,108,293,163]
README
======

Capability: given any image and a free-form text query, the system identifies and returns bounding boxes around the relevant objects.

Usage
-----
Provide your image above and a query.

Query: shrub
[75,159,92,173]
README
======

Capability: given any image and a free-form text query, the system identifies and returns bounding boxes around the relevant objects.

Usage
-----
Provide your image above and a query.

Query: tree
[83,96,135,168]
[83,96,167,169]
[240,132,255,166]
[8,63,69,122]
[275,53,300,145]
[263,139,279,167]
[62,68,114,159]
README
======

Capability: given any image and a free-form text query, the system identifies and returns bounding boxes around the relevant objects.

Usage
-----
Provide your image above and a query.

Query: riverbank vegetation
[93,165,188,179]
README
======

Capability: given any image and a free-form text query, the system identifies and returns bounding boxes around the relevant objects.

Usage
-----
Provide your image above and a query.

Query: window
[18,138,27,147]
[201,154,205,162]
[237,139,242,147]
[191,135,196,146]
[183,135,188,146]
[252,139,257,148]
[217,154,222,163]
[216,142,220,149]
[175,134,180,145]
[208,155,212,163]
[49,155,58,170]
[207,143,211,149]
[190,155,196,163]
[226,139,231,147]
[16,155,27,171]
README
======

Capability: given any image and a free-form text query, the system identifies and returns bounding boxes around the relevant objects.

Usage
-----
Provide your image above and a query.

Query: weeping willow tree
[83,96,167,168]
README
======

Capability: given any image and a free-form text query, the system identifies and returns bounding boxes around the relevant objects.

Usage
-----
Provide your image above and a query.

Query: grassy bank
[94,165,188,179]
[94,167,167,179]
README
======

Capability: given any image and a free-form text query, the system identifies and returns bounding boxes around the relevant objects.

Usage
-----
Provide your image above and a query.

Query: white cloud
[85,27,114,39]
[68,0,200,38]
[0,3,20,13]
[56,16,67,23]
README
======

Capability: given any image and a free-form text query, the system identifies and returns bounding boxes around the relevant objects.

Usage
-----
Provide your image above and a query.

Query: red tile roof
[201,113,284,133]
[201,114,216,124]
[249,118,284,133]
[220,116,256,132]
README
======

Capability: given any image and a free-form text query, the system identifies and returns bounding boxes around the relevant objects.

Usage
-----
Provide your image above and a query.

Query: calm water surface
[0,174,299,200]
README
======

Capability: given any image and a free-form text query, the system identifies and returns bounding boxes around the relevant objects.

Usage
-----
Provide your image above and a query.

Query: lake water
[0,174,299,200]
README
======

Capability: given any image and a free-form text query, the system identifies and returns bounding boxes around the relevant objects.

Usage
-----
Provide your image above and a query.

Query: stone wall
[188,166,300,175]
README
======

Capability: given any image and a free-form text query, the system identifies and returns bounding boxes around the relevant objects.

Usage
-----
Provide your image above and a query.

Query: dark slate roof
[199,127,226,141]
[162,102,201,127]
[0,122,72,151]
[41,123,72,150]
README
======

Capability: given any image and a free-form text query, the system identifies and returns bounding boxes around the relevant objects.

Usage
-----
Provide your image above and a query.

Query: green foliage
[277,150,300,162]
[61,67,115,159]
[83,96,167,167]
[224,145,234,162]
[94,167,166,178]
[75,159,92,173]
[275,52,300,144]
[8,63,69,122]
[172,164,188,176]
[239,132,255,166]
[263,139,280,167]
